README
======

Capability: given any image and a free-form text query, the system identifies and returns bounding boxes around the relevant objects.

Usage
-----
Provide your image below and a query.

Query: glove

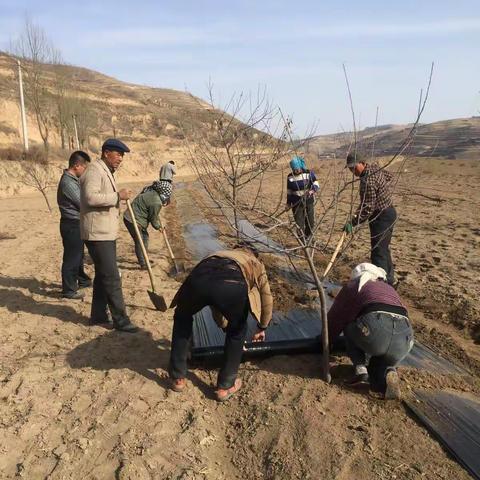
[343,222,353,234]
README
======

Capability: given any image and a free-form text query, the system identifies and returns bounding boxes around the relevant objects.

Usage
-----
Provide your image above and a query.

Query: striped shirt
[286,170,320,205]
[355,162,394,224]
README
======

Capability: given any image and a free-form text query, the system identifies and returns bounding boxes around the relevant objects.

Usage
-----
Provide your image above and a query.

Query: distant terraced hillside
[307,117,480,159]
[0,51,225,152]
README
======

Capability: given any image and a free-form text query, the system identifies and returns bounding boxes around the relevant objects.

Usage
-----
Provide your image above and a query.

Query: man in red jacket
[328,263,414,399]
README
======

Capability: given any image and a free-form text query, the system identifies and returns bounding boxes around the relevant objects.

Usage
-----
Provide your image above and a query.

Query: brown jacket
[80,160,120,241]
[171,249,273,329]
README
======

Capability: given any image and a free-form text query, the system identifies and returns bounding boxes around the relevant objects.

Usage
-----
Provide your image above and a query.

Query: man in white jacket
[80,138,138,332]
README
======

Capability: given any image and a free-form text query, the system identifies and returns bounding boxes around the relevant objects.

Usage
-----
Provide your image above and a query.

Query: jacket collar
[97,159,118,192]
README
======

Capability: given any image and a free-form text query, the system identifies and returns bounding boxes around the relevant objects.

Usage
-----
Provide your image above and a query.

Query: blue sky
[1,0,479,134]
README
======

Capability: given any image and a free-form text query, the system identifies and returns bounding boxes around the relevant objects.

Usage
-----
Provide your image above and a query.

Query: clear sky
[1,0,479,134]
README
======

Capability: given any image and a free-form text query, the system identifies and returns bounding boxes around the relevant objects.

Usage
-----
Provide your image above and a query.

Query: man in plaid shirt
[344,153,397,285]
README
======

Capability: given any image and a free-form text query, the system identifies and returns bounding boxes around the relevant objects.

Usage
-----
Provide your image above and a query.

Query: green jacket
[124,190,162,230]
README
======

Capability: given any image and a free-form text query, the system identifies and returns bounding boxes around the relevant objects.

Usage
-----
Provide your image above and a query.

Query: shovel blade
[148,290,168,312]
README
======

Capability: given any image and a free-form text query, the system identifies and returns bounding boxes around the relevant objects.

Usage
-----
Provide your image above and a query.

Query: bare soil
[0,159,479,479]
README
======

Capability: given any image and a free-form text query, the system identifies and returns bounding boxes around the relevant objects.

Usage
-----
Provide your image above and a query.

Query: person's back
[159,161,176,181]
[124,189,162,230]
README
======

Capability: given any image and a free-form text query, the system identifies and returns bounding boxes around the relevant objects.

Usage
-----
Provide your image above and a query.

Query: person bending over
[169,246,273,401]
[328,262,414,399]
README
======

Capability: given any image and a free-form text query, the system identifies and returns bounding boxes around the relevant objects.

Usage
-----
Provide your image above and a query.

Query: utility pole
[17,60,29,152]
[72,114,80,149]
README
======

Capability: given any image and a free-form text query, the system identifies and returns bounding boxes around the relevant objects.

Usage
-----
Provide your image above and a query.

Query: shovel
[158,215,184,275]
[126,199,168,312]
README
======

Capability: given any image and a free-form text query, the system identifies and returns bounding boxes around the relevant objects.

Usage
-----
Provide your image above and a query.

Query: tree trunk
[40,188,52,213]
[304,246,331,383]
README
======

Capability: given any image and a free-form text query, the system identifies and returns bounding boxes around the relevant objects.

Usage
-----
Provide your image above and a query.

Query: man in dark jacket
[57,151,91,299]
[169,247,273,402]
[344,153,397,285]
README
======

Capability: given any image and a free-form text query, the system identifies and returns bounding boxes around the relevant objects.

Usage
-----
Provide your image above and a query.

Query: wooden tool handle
[126,199,156,292]
[158,216,176,263]
[321,231,346,280]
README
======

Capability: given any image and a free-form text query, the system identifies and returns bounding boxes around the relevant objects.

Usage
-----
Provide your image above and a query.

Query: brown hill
[307,117,480,160]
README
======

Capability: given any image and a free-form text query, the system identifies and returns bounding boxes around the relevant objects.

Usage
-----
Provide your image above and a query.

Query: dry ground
[0,158,479,479]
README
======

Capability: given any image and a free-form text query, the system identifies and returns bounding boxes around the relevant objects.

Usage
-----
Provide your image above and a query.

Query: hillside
[307,117,480,159]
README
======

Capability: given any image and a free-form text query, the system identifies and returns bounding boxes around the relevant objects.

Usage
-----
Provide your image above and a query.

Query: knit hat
[350,262,387,292]
[289,156,306,171]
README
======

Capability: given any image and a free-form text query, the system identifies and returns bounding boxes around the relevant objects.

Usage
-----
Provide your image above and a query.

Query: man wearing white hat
[328,263,414,399]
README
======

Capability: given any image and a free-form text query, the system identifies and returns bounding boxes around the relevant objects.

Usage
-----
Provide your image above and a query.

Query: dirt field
[0,158,479,479]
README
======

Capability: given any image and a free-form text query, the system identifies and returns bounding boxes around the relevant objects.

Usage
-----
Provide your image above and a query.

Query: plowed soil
[0,159,479,479]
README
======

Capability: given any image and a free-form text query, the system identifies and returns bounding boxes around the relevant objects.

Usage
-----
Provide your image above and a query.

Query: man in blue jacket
[57,151,91,299]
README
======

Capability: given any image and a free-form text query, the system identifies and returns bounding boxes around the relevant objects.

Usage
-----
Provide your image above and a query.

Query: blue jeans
[344,311,414,392]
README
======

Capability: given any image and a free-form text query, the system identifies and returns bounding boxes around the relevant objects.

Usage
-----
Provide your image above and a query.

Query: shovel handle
[158,216,176,264]
[126,199,156,292]
[321,231,346,280]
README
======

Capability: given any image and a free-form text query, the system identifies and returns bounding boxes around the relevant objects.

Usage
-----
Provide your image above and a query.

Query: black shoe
[140,261,154,270]
[78,279,92,289]
[62,291,85,300]
[114,321,139,333]
[344,373,369,389]
[89,318,113,328]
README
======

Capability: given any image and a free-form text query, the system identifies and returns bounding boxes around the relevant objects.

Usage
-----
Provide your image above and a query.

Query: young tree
[184,68,433,382]
[183,86,298,237]
[19,150,56,212]
[9,19,61,156]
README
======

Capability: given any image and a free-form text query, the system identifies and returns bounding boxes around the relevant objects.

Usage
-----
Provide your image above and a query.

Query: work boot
[344,373,369,389]
[215,379,242,402]
[140,260,154,270]
[78,279,92,289]
[171,378,187,393]
[384,369,401,400]
[114,320,139,333]
[62,291,85,300]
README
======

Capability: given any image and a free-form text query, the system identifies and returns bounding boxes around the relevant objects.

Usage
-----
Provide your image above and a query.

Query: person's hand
[252,329,266,342]
[118,188,133,200]
[307,189,316,197]
[343,222,353,234]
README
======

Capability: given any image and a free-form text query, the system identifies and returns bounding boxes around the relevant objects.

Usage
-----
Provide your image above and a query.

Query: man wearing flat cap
[344,152,397,286]
[80,138,138,332]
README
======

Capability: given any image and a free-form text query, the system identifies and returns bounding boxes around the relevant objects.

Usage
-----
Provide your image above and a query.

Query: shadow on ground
[0,287,87,324]
[66,330,212,396]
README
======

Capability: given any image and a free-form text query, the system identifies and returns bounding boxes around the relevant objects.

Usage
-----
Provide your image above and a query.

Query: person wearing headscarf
[286,156,319,239]
[123,181,171,269]
[327,262,414,399]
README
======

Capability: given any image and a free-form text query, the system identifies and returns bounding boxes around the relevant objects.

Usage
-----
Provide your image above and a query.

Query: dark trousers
[85,240,130,326]
[169,258,249,389]
[369,206,397,285]
[124,218,149,266]
[60,218,90,295]
[292,196,314,238]
[345,311,414,392]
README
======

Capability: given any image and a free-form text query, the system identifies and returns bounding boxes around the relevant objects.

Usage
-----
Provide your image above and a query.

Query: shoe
[89,318,113,328]
[78,279,92,289]
[215,378,242,402]
[140,261,154,270]
[384,369,401,400]
[62,291,85,300]
[114,321,139,333]
[344,373,370,389]
[171,378,187,393]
